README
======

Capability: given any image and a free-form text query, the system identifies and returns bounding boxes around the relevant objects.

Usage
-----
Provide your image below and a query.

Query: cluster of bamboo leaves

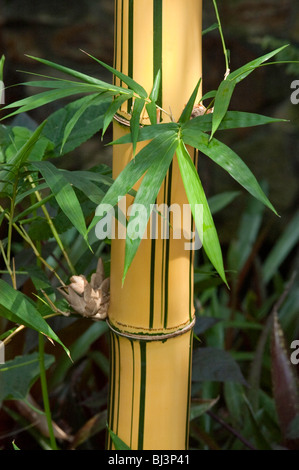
[1,45,290,287]
[0,42,299,450]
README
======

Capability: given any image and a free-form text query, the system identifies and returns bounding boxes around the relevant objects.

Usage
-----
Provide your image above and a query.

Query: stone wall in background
[1,0,298,240]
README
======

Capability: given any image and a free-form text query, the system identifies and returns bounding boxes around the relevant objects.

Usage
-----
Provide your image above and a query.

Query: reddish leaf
[271,311,299,449]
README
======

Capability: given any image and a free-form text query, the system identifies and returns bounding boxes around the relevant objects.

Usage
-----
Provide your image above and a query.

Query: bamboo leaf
[209,45,289,138]
[80,50,148,99]
[0,352,55,405]
[123,133,178,281]
[149,69,161,102]
[110,122,179,145]
[178,79,202,124]
[107,427,131,450]
[61,93,109,152]
[24,54,131,94]
[2,85,107,120]
[0,280,69,355]
[32,161,87,239]
[182,129,278,215]
[42,95,111,157]
[228,45,289,83]
[102,93,133,137]
[210,78,235,139]
[87,131,178,235]
[176,140,227,285]
[130,98,146,157]
[184,111,285,134]
[146,71,161,124]
[208,191,241,215]
[0,122,46,193]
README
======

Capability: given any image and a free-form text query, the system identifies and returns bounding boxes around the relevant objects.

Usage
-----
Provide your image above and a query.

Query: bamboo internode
[107,0,202,450]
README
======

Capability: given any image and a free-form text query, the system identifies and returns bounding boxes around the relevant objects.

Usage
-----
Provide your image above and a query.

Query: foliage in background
[0,1,298,450]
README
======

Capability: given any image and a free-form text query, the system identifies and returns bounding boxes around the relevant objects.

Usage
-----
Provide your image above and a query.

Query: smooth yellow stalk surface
[107,0,202,450]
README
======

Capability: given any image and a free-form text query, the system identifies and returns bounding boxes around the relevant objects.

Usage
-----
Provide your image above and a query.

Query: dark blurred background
[1,0,299,243]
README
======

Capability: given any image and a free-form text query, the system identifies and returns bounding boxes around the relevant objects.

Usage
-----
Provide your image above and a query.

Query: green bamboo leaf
[107,427,131,450]
[80,50,148,99]
[184,111,285,134]
[0,122,46,193]
[178,79,202,124]
[0,352,55,405]
[42,95,111,157]
[110,122,179,145]
[228,45,289,83]
[208,191,241,215]
[2,85,106,120]
[210,78,235,139]
[123,133,178,281]
[149,69,161,102]
[87,131,178,235]
[146,69,161,125]
[202,23,219,36]
[61,92,110,152]
[182,128,278,215]
[130,98,146,157]
[32,161,87,239]
[24,54,131,93]
[176,139,227,286]
[0,280,69,356]
[102,93,133,137]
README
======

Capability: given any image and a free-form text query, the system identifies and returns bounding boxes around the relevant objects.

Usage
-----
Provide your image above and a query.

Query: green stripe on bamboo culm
[137,341,147,450]
[163,162,173,329]
[107,331,116,449]
[185,331,193,449]
[153,0,163,108]
[129,339,135,449]
[127,0,134,113]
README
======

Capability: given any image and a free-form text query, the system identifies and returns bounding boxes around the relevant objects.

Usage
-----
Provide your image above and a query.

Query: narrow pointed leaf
[0,122,46,192]
[176,140,227,285]
[182,128,278,215]
[87,131,179,235]
[130,98,146,157]
[185,111,287,134]
[102,93,133,136]
[80,50,148,99]
[24,54,131,93]
[110,122,179,145]
[146,100,157,125]
[2,85,105,120]
[123,134,178,280]
[271,312,299,446]
[32,161,87,238]
[228,45,289,83]
[210,78,235,139]
[61,93,108,152]
[149,69,161,102]
[178,79,202,124]
[0,280,69,356]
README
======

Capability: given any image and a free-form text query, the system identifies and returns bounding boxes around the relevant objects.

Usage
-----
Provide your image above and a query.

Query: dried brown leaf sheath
[58,259,110,320]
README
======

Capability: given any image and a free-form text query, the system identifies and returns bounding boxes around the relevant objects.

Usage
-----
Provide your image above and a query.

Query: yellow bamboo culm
[107,0,202,450]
